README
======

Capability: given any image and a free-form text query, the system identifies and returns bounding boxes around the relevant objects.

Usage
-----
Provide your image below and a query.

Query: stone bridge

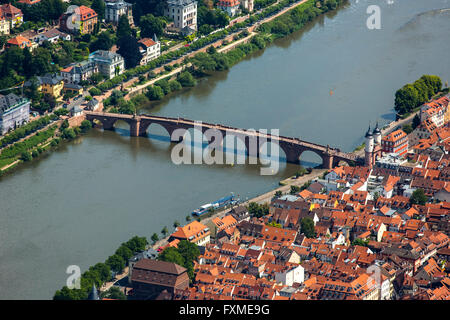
[84,111,361,169]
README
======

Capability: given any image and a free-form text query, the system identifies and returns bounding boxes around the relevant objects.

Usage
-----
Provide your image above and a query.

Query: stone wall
[68,114,86,127]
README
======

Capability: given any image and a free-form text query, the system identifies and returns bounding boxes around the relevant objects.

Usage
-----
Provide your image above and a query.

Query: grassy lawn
[0,157,17,169]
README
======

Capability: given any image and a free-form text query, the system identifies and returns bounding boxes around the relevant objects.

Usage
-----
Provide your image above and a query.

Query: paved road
[353,110,419,157]
[149,168,326,250]
[95,0,311,110]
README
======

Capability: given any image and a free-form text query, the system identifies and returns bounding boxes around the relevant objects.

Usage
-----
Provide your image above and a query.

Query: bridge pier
[102,119,116,131]
[284,150,301,165]
[129,117,141,137]
[321,154,334,170]
[245,137,259,161]
[83,112,355,169]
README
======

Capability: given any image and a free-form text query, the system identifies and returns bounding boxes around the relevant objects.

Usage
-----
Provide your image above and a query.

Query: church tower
[365,125,374,168]
[373,122,382,145]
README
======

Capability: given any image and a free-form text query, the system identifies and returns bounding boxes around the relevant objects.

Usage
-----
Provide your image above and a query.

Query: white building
[165,0,197,34]
[37,28,71,45]
[138,35,161,65]
[241,0,254,12]
[274,265,304,287]
[217,0,241,17]
[105,0,134,26]
[0,94,30,135]
[60,60,99,84]
[89,50,125,79]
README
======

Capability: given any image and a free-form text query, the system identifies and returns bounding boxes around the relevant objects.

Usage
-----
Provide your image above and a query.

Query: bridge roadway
[84,111,361,169]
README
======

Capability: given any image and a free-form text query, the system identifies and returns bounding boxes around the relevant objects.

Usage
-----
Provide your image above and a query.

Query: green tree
[412,114,421,129]
[91,263,111,282]
[21,151,32,161]
[115,245,134,261]
[158,247,185,266]
[147,85,164,100]
[402,123,413,134]
[177,71,196,87]
[0,35,7,49]
[274,190,282,198]
[54,108,69,117]
[105,254,126,273]
[100,286,126,300]
[177,240,200,280]
[61,119,69,129]
[186,215,192,222]
[117,35,143,69]
[91,0,106,21]
[116,14,132,40]
[420,75,442,94]
[199,24,213,36]
[352,238,369,247]
[61,128,77,140]
[169,80,182,92]
[191,52,217,73]
[410,189,428,205]
[90,31,114,52]
[248,202,269,218]
[161,226,169,237]
[53,286,83,300]
[300,217,316,238]
[173,220,180,228]
[151,232,159,244]
[290,185,301,194]
[155,79,171,95]
[267,221,282,228]
[206,45,217,55]
[125,236,148,252]
[395,84,419,114]
[139,14,166,38]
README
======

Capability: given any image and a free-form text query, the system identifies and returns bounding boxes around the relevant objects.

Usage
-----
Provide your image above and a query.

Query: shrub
[178,71,196,87]
[21,151,32,162]
[146,85,165,100]
[169,80,182,92]
[88,88,102,96]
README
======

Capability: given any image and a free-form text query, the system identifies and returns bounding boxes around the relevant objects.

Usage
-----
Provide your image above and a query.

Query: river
[0,0,449,299]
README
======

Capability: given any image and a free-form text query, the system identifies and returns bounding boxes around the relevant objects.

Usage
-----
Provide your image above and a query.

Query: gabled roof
[7,35,31,47]
[78,5,98,21]
[139,38,157,48]
[133,258,186,275]
[171,220,210,241]
[0,4,23,16]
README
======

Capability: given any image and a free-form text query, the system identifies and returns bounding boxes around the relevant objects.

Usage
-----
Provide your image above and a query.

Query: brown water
[0,0,449,299]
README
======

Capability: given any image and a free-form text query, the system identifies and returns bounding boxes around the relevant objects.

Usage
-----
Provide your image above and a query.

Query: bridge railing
[87,111,357,158]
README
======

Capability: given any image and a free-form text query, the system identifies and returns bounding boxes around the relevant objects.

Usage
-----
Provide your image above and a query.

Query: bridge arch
[140,121,172,138]
[87,115,133,132]
[299,150,324,168]
[258,140,287,165]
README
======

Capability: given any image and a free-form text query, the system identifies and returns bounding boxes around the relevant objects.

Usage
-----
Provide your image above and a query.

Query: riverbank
[106,0,345,114]
[1,0,344,176]
[148,167,326,251]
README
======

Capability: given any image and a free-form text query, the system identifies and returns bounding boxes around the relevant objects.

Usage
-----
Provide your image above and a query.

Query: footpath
[149,167,326,251]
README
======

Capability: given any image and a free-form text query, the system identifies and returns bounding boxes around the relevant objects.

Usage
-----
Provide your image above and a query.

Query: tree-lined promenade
[95,0,345,114]
[1,0,342,175]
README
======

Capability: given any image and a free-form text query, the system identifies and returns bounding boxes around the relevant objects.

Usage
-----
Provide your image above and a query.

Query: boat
[191,193,239,216]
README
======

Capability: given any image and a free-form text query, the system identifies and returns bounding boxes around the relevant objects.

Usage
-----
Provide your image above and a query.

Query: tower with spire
[87,284,100,300]
[364,122,383,168]
[373,121,382,145]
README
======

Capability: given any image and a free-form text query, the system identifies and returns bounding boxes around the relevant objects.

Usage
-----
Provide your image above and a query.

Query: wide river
[0,0,449,299]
